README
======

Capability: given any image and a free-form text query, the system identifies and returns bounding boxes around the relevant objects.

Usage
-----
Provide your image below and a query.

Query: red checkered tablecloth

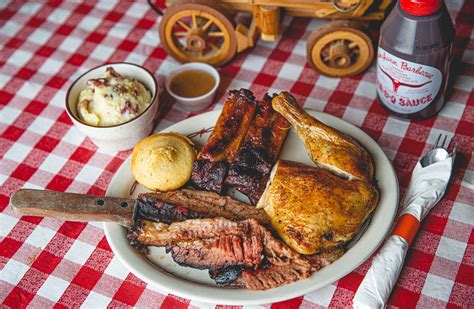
[1,0,473,308]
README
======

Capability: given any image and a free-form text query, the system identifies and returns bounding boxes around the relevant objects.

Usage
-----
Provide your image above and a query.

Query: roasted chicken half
[272,92,374,182]
[257,160,379,255]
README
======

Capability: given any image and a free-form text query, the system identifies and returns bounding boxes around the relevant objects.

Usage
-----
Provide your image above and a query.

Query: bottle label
[376,47,442,114]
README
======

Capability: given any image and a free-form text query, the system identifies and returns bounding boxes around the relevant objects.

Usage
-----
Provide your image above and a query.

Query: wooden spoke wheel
[159,3,237,67]
[306,21,374,77]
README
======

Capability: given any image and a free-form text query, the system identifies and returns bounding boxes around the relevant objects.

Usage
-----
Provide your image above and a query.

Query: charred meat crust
[142,189,272,228]
[134,196,208,224]
[190,159,228,194]
[199,89,256,160]
[225,94,290,204]
[190,89,257,193]
[128,195,210,251]
[224,146,272,204]
[209,265,244,286]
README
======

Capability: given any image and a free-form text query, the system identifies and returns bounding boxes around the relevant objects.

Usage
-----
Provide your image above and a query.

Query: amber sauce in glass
[169,70,216,98]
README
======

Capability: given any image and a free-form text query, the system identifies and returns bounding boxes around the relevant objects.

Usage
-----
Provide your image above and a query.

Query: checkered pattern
[1,0,473,307]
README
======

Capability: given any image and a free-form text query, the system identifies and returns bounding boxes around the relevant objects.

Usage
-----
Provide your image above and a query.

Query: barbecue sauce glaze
[376,0,455,120]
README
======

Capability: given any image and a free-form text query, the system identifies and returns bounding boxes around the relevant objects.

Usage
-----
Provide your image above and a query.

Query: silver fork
[420,133,458,167]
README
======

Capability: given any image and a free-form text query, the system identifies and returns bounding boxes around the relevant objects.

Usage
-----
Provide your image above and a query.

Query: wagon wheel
[159,3,237,67]
[306,21,374,77]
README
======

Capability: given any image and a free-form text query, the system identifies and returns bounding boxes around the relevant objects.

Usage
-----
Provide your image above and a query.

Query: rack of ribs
[190,89,257,193]
[225,94,290,204]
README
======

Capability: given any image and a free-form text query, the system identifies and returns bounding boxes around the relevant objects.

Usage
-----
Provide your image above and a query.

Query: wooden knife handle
[10,189,136,227]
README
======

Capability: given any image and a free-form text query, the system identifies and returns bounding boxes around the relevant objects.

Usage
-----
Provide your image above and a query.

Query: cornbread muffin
[132,133,196,191]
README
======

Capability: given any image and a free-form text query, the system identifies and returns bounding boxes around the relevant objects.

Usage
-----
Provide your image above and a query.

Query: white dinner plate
[104,110,399,305]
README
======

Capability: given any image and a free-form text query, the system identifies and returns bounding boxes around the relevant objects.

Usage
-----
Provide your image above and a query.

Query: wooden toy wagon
[155,0,392,77]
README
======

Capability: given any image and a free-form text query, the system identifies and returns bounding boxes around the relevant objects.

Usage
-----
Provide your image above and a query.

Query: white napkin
[353,156,454,308]
[400,157,454,220]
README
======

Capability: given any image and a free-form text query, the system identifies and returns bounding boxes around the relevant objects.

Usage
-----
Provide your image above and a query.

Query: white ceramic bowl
[165,62,220,112]
[66,63,159,152]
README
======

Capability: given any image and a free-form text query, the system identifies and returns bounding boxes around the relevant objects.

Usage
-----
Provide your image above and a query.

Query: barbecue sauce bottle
[376,0,455,120]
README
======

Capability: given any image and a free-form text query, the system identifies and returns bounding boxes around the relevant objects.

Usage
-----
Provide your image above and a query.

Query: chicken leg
[271,92,374,181]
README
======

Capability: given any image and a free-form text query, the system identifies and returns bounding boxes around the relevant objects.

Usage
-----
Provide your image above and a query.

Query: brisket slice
[134,194,209,224]
[190,89,257,193]
[209,247,344,290]
[132,218,253,246]
[305,248,344,271]
[225,94,290,204]
[140,189,272,229]
[217,263,312,290]
[166,233,264,269]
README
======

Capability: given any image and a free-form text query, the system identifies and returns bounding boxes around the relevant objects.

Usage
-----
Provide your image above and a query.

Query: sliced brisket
[140,189,272,228]
[128,191,343,290]
[166,233,264,269]
[129,217,314,289]
[227,263,313,290]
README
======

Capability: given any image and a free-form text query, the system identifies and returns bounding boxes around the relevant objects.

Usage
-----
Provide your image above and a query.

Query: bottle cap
[400,0,442,16]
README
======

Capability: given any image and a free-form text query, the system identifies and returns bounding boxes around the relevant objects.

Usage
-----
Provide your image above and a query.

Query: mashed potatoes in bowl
[65,63,159,151]
[77,67,151,126]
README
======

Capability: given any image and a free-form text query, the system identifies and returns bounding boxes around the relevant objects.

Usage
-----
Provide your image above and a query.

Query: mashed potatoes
[77,67,151,126]
[132,133,196,191]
